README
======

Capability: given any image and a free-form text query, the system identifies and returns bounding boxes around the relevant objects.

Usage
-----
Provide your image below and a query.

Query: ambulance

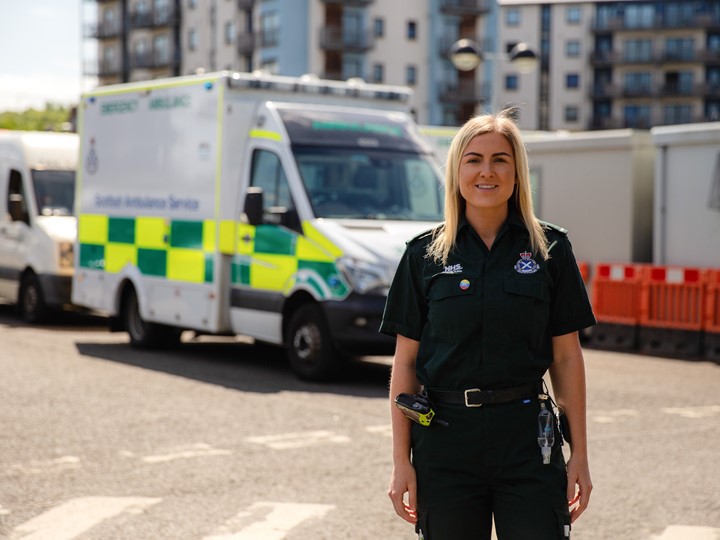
[0,130,78,322]
[72,71,443,380]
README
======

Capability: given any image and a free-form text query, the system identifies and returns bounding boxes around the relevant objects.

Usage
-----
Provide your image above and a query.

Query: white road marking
[246,430,350,450]
[590,409,640,424]
[661,406,720,419]
[6,455,81,475]
[652,525,720,539]
[365,424,392,437]
[11,496,161,540]
[140,443,232,463]
[202,501,334,540]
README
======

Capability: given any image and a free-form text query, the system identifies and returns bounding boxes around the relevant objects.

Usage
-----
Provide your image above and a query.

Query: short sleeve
[548,235,596,336]
[379,244,427,341]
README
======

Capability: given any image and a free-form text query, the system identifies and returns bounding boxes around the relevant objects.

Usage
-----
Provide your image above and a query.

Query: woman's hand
[388,460,418,524]
[566,452,592,523]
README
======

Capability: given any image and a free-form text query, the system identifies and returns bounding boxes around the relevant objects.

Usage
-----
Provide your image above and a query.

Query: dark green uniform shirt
[380,209,596,390]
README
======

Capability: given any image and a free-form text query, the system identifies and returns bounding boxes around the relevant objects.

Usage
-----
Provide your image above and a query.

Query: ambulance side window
[7,169,29,224]
[250,149,300,230]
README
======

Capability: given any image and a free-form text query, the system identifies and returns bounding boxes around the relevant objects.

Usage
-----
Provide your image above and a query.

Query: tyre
[123,288,181,349]
[285,303,342,381]
[19,273,49,324]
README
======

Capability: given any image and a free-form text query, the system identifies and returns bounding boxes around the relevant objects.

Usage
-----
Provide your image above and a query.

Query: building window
[261,11,279,47]
[373,18,384,38]
[565,106,579,122]
[623,105,651,128]
[663,105,692,125]
[343,57,362,79]
[665,38,695,61]
[153,34,169,64]
[261,59,278,74]
[406,65,417,85]
[566,40,580,58]
[624,39,652,63]
[407,21,417,40]
[225,21,235,45]
[566,73,580,89]
[372,63,384,83]
[506,8,520,27]
[188,29,197,51]
[505,74,518,90]
[566,6,581,24]
[624,72,652,95]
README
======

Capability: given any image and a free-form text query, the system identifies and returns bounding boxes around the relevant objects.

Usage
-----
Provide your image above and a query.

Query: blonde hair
[427,110,549,265]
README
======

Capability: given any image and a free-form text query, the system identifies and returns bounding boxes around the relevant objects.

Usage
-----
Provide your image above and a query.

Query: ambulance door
[231,145,302,344]
[0,167,31,301]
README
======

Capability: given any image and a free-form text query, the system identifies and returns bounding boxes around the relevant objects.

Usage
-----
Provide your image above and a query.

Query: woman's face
[458,132,516,214]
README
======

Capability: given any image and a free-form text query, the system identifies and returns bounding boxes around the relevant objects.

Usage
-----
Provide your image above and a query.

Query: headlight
[336,257,388,295]
[58,241,74,269]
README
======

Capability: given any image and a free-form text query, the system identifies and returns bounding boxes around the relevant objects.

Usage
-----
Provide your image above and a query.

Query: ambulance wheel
[286,304,341,381]
[19,273,49,324]
[123,289,181,349]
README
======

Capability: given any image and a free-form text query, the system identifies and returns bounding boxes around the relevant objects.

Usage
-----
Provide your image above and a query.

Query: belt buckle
[464,388,483,407]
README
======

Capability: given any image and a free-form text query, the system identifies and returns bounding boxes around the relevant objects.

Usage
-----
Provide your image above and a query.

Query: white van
[72,72,443,380]
[0,131,79,322]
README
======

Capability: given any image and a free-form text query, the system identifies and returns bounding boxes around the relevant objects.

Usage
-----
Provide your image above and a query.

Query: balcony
[130,7,178,29]
[237,33,256,54]
[438,81,489,105]
[237,0,255,8]
[320,27,373,52]
[590,83,621,99]
[439,0,492,17]
[131,51,178,70]
[86,20,122,39]
[95,59,122,77]
[701,82,720,97]
[320,0,375,5]
[593,13,720,32]
[659,83,698,97]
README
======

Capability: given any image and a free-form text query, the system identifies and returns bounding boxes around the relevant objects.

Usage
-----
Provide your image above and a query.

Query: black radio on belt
[395,393,449,427]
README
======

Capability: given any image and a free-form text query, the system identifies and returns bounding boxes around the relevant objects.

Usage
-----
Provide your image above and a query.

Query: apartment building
[85,0,720,129]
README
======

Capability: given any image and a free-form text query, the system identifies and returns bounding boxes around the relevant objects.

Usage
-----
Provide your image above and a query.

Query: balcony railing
[131,51,178,70]
[86,20,122,39]
[130,7,178,29]
[593,14,720,32]
[320,27,373,52]
[237,33,256,54]
[237,0,255,9]
[320,0,375,5]
[438,81,489,105]
[95,59,122,77]
[439,0,492,16]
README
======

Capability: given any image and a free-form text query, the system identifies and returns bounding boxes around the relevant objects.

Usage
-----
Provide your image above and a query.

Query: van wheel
[123,288,180,349]
[286,304,341,381]
[19,273,48,324]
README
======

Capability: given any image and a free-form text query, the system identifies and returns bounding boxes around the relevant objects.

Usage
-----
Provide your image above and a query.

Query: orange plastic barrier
[577,261,590,284]
[704,269,720,333]
[639,266,705,331]
[591,263,645,325]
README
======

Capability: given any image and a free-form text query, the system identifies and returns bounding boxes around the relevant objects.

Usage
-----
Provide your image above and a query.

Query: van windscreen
[31,170,76,217]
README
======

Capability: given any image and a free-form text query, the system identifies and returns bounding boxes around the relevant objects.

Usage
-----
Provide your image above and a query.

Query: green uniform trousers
[411,398,571,540]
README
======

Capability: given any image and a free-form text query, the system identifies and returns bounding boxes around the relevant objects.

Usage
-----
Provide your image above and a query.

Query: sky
[0,1,97,112]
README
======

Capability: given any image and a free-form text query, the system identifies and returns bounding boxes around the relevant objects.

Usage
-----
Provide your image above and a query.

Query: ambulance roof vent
[227,71,411,103]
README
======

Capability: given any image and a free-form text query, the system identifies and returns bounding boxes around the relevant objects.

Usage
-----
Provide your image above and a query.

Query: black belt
[426,383,540,408]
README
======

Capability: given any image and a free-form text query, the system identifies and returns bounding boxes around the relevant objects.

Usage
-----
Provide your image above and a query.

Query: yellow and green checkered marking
[78,214,215,283]
[78,215,349,298]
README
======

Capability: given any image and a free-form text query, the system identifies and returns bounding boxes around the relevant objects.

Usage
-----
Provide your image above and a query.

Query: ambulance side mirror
[244,187,264,225]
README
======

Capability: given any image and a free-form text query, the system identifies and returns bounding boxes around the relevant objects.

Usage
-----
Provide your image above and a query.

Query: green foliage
[0,104,73,132]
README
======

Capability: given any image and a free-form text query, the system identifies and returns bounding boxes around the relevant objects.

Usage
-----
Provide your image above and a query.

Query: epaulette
[406,226,437,246]
[539,220,568,236]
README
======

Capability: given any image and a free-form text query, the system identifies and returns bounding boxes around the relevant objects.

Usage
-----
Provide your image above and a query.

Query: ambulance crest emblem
[514,252,539,274]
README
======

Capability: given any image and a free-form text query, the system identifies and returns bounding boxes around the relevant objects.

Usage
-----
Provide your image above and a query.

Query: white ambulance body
[0,131,78,322]
[72,72,443,380]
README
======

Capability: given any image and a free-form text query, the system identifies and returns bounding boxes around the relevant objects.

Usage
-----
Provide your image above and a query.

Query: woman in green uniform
[381,111,595,539]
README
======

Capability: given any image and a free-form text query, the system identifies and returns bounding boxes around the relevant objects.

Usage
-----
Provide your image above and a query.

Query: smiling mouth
[475,184,497,190]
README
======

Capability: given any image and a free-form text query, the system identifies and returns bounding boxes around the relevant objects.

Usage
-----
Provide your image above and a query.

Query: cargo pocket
[555,506,572,539]
[427,275,479,340]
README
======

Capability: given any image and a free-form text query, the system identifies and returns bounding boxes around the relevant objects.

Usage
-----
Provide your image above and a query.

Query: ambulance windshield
[293,148,443,221]
[278,106,444,221]
[31,169,75,217]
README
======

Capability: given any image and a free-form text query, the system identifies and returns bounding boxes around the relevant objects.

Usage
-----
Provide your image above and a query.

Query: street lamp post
[448,38,538,123]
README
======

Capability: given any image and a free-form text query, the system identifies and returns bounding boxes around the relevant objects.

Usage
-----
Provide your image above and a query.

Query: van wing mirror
[8,194,27,223]
[244,187,264,225]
